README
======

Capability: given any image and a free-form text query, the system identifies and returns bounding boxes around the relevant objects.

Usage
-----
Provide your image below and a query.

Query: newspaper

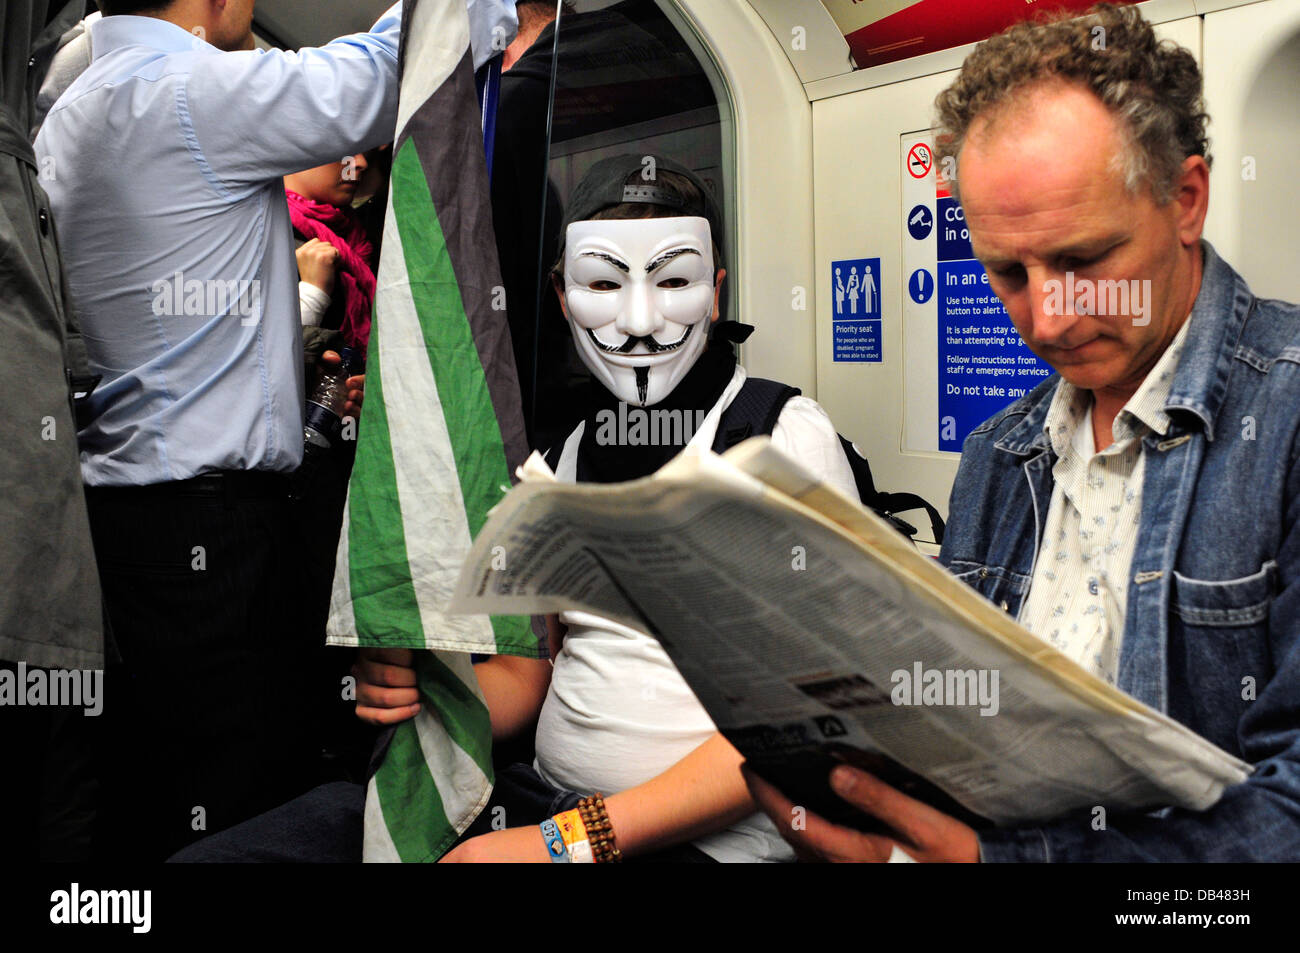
[449,438,1251,828]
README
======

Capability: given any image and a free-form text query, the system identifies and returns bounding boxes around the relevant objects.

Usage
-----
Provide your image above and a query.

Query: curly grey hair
[933,3,1211,204]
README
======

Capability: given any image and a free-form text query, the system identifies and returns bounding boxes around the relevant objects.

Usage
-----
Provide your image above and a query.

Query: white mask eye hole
[656,276,690,289]
[587,279,621,291]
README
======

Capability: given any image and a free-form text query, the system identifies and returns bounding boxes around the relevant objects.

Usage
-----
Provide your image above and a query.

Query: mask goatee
[635,366,650,406]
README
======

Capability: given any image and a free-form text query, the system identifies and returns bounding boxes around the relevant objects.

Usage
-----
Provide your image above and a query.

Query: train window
[491,0,732,452]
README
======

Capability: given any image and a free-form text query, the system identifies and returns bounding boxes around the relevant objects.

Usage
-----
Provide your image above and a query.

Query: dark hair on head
[552,168,723,279]
[933,2,1211,203]
[517,0,576,10]
[96,0,172,14]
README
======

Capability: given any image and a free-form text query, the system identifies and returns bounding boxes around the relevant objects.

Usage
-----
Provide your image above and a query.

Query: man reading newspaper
[745,4,1300,861]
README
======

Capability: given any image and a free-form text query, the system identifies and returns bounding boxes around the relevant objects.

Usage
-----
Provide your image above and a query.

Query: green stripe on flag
[490,611,530,652]
[390,141,506,542]
[374,719,455,862]
[389,141,533,654]
[418,653,494,778]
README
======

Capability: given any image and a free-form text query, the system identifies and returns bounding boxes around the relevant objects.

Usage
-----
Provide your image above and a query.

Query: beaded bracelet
[577,793,622,863]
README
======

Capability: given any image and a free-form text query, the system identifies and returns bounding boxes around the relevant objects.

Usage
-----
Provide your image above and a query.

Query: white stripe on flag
[394,0,470,142]
[372,207,497,653]
[362,773,402,863]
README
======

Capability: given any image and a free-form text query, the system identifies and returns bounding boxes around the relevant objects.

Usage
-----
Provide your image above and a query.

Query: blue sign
[935,263,1053,451]
[936,196,972,261]
[906,204,933,241]
[908,269,933,304]
[832,257,881,363]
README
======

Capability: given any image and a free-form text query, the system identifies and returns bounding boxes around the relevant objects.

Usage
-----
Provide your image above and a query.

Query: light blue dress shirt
[34,9,406,486]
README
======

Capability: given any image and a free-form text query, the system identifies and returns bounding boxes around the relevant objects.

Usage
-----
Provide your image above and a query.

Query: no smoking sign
[907,142,932,178]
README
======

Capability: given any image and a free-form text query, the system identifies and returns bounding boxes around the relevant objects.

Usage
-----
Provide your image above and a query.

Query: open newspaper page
[450,439,1250,827]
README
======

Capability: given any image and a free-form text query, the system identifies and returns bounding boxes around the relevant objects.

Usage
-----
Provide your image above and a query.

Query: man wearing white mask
[542,155,859,489]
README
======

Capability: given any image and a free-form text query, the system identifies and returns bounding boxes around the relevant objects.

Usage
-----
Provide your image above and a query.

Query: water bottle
[291,347,358,500]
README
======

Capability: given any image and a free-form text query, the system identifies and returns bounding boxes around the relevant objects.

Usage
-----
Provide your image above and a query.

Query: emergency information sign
[900,131,1053,452]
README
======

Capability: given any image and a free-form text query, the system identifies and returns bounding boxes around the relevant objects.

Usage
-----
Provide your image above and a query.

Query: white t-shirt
[534,365,858,862]
[299,281,331,328]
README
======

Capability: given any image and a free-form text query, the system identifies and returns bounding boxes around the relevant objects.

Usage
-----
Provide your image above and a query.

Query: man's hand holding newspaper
[742,762,978,862]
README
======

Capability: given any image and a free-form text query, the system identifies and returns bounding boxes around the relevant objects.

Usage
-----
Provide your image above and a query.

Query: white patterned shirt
[1018,319,1191,683]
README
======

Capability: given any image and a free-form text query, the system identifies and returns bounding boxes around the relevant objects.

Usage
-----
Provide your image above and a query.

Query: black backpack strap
[713,377,802,453]
[876,491,946,546]
[839,436,946,546]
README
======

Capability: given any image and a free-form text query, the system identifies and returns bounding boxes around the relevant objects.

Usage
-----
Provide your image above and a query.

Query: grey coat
[1,0,103,668]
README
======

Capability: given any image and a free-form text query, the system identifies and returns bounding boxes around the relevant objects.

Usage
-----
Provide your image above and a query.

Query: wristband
[538,818,569,863]
[552,808,594,864]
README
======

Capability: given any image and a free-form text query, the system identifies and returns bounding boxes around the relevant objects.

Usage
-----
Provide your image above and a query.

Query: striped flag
[325,0,534,862]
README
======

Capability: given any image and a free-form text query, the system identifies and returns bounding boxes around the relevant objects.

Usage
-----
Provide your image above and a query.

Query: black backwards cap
[557,154,750,346]
[560,154,725,266]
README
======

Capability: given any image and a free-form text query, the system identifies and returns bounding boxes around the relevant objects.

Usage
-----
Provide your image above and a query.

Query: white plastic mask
[562,216,716,407]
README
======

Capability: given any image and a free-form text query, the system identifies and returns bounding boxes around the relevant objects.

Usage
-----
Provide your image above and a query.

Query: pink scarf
[286,189,376,354]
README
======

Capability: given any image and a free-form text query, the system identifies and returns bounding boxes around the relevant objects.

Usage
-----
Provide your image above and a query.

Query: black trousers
[86,472,325,861]
[0,661,100,861]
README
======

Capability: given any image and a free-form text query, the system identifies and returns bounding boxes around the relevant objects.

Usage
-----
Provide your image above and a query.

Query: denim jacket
[941,243,1300,861]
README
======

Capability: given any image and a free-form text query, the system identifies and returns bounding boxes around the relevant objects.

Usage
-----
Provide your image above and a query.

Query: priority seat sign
[831,256,882,363]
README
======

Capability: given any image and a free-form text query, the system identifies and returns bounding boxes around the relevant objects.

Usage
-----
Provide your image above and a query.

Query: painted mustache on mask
[586,324,694,354]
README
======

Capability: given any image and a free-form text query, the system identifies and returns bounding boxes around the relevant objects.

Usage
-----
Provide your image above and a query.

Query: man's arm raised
[186,4,403,192]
